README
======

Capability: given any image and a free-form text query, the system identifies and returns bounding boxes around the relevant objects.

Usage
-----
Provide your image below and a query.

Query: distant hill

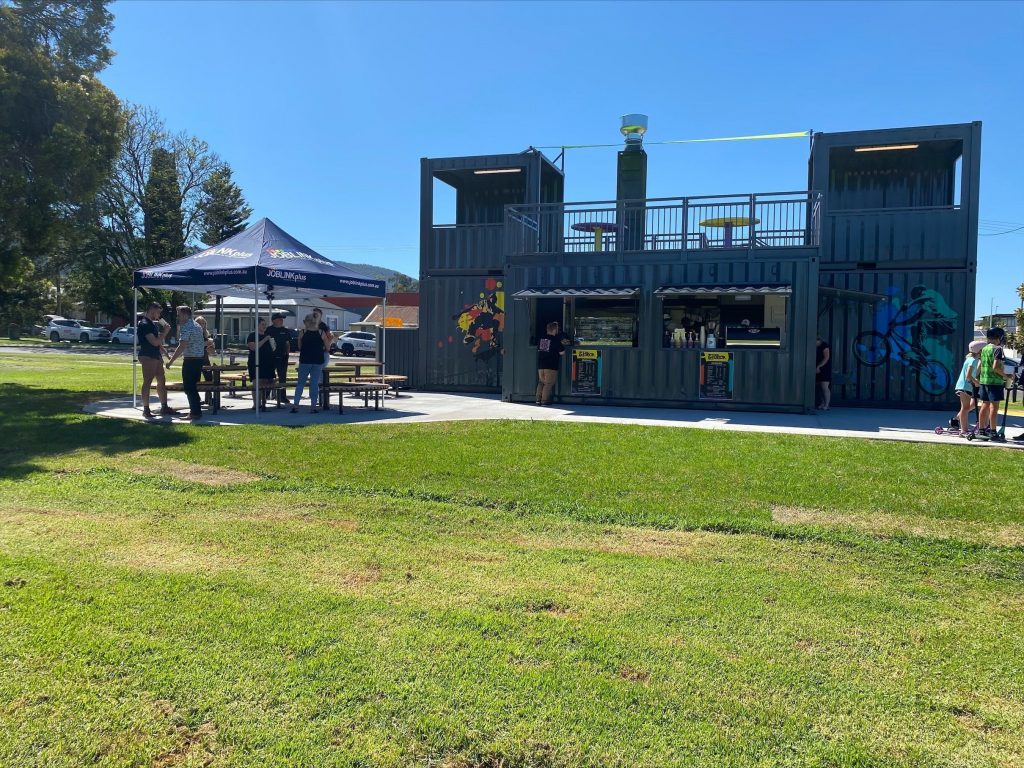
[336,261,418,291]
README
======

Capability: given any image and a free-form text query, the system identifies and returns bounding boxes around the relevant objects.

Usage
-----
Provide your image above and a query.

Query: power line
[979,224,1024,236]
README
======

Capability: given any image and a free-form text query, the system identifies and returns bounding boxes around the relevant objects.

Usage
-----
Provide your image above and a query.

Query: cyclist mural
[853,285,957,395]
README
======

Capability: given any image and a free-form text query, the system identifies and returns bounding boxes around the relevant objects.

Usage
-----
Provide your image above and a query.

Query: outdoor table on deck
[570,221,624,252]
[698,216,760,248]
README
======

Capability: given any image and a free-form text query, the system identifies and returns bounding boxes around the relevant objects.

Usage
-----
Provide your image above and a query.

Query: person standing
[312,308,333,366]
[137,302,177,418]
[165,306,206,422]
[536,321,567,406]
[815,336,832,411]
[976,327,1008,442]
[291,314,327,414]
[246,318,277,409]
[266,312,292,405]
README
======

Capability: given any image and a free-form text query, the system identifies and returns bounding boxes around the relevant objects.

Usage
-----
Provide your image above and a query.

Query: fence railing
[504,191,822,257]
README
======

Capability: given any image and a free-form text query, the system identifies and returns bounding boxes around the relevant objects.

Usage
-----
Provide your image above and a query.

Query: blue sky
[104,0,1024,314]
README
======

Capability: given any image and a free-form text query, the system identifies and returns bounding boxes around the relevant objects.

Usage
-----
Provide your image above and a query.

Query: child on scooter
[951,340,984,436]
[977,327,1009,442]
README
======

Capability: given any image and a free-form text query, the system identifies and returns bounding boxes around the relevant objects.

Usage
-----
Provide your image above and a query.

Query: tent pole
[132,288,138,408]
[253,272,260,418]
[215,295,223,364]
[380,294,387,380]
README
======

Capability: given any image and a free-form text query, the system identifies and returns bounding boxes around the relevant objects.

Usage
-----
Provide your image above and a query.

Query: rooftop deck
[504,191,822,258]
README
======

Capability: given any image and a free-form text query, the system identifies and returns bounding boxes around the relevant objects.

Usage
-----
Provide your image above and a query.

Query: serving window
[516,288,640,348]
[659,288,790,349]
[571,297,639,347]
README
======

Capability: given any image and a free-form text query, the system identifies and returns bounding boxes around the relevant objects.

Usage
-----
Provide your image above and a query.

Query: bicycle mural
[852,285,957,396]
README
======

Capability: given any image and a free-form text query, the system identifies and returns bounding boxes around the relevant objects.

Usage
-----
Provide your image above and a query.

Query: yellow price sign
[574,349,599,360]
[702,351,731,362]
[383,317,404,328]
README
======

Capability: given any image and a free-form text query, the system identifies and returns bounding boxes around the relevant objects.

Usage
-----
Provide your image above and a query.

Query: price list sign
[699,351,734,401]
[571,349,602,395]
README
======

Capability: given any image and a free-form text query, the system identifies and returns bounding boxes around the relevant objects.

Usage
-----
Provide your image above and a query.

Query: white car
[110,326,137,345]
[334,331,377,357]
[45,319,111,343]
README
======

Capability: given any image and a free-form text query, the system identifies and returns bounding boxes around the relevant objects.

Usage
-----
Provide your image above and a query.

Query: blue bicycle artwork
[852,286,955,396]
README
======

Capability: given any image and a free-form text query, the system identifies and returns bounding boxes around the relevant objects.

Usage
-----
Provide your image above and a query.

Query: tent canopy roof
[133,217,386,300]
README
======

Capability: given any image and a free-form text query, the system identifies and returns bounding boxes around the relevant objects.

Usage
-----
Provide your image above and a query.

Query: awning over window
[512,287,640,299]
[817,286,885,303]
[654,285,792,296]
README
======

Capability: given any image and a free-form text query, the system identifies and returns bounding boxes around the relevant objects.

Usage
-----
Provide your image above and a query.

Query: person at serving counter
[536,321,569,406]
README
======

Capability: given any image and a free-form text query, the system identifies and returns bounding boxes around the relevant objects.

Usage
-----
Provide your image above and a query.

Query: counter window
[661,291,789,349]
[572,297,639,347]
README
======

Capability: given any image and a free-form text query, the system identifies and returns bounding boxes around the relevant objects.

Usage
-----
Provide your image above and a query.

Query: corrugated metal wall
[378,328,419,388]
[505,255,818,412]
[427,226,504,272]
[818,269,973,408]
[822,210,967,266]
[418,276,506,392]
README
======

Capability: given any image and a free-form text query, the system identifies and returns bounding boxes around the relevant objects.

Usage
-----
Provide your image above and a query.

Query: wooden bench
[354,374,409,397]
[322,382,389,414]
[165,381,281,414]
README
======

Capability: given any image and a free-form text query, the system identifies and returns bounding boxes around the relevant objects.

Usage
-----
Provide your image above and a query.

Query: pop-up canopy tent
[131,217,387,414]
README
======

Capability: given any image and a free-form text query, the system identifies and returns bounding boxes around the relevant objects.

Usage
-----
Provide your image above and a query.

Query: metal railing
[504,191,822,257]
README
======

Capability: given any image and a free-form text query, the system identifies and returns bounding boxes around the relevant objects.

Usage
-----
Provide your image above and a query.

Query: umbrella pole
[132,288,138,409]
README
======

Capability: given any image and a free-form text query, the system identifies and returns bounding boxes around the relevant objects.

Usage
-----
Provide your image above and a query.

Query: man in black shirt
[815,336,832,411]
[136,302,177,418]
[266,312,292,404]
[536,321,568,406]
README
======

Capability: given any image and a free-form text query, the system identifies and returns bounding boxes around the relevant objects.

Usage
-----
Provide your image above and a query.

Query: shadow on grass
[0,384,190,479]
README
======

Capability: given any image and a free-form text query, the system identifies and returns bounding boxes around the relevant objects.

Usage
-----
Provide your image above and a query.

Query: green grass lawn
[1,352,1022,767]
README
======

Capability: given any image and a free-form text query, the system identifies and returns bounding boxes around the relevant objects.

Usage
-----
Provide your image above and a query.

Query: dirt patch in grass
[105,539,241,575]
[771,505,1024,547]
[594,527,718,559]
[129,453,256,487]
[313,562,382,591]
[235,507,359,531]
[618,665,651,683]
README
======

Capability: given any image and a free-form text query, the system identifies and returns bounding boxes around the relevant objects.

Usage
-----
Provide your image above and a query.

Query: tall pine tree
[198,166,252,245]
[143,147,185,264]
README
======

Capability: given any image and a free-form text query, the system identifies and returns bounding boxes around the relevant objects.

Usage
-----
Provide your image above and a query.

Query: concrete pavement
[85,390,1024,449]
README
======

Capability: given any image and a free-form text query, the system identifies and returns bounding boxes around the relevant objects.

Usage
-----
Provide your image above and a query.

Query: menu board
[699,351,734,401]
[571,349,602,395]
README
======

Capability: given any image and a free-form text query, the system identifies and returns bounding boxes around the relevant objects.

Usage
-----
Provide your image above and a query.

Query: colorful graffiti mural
[453,279,505,363]
[852,285,956,395]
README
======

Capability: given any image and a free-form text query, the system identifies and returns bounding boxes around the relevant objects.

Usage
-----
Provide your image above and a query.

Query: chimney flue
[620,113,649,148]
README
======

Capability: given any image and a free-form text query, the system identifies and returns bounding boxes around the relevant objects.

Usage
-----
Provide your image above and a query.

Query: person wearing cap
[976,327,1009,441]
[951,340,984,436]
[266,312,292,405]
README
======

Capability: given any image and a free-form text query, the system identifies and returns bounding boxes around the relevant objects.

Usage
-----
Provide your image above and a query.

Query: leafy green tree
[143,147,186,264]
[0,0,121,306]
[390,272,419,292]
[198,166,252,245]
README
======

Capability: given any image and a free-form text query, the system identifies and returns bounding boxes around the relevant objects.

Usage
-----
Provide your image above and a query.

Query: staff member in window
[536,321,568,406]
